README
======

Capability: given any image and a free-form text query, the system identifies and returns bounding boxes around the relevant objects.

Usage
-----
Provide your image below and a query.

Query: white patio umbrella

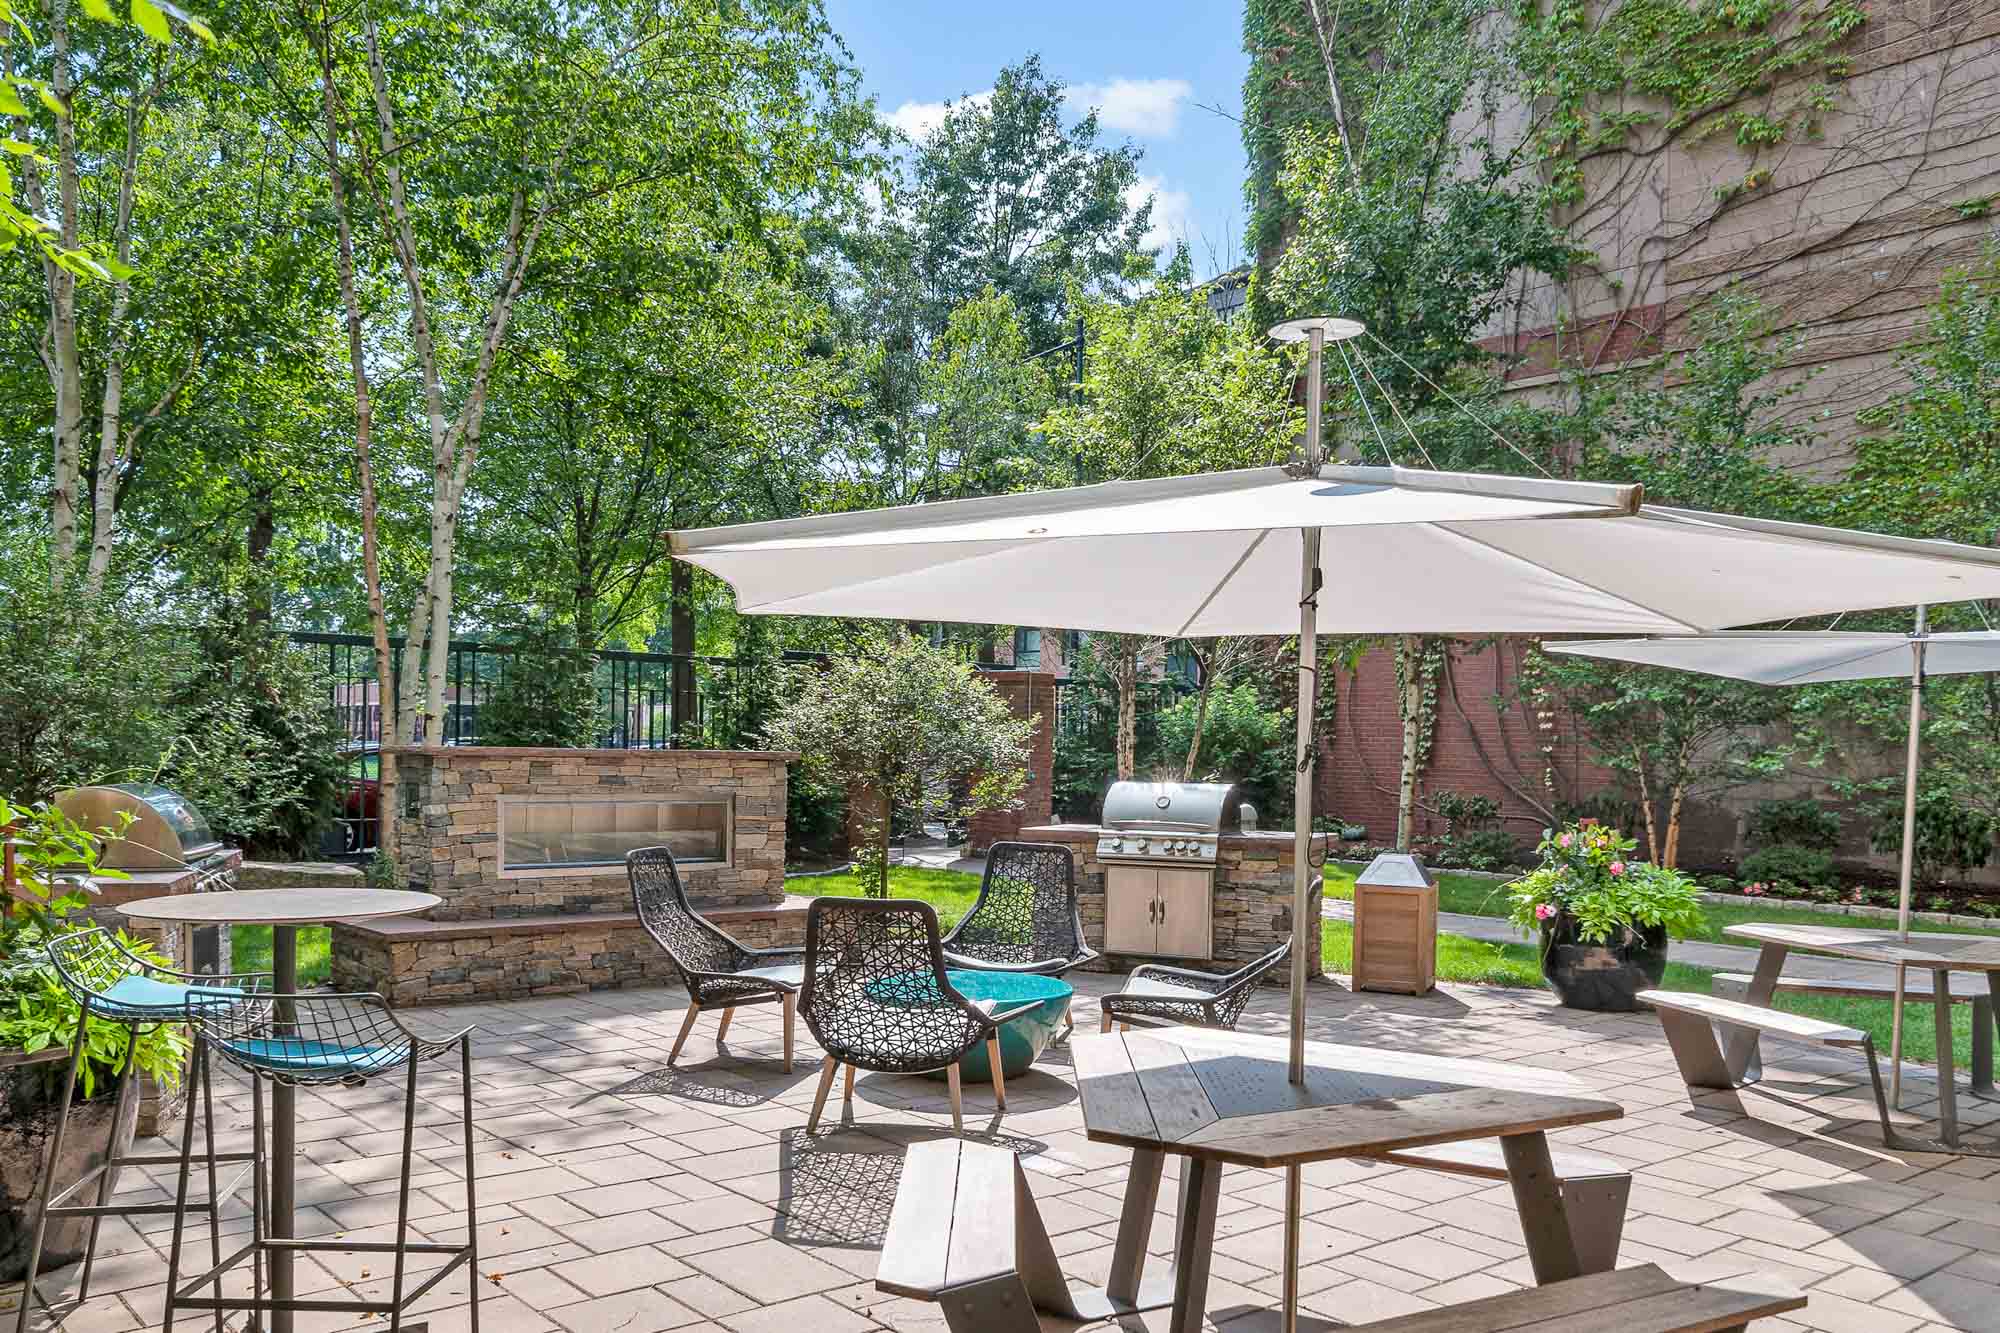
[672,321,2000,1332]
[1544,621,2000,1103]
[674,432,2000,1099]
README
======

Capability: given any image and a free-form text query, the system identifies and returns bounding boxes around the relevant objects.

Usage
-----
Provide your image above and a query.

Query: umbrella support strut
[1890,607,1927,1108]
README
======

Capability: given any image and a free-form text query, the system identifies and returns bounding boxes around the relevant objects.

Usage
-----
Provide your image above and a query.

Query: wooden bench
[878,1138,1171,1333]
[1374,1141,1630,1274]
[1713,970,1995,1092]
[1638,990,1894,1141]
[1350,1262,1804,1331]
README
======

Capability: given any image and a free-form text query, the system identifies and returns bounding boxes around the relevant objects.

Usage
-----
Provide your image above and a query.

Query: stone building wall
[1019,824,1325,981]
[385,746,793,918]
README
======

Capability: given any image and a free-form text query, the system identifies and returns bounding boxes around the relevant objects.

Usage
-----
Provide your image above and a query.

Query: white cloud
[1124,175,1197,253]
[1067,77,1193,138]
[885,90,992,143]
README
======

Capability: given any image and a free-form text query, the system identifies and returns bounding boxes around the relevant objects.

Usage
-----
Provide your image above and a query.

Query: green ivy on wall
[1509,0,1867,204]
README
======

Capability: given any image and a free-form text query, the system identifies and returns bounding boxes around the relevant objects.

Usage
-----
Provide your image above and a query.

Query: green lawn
[1319,860,2000,946]
[230,925,333,986]
[784,864,1977,1071]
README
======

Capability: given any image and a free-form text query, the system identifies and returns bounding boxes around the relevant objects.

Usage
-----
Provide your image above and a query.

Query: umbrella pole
[1890,605,1927,1109]
[1285,323,1328,1333]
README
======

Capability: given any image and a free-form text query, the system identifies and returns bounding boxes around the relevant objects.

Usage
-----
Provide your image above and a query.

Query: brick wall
[385,746,793,918]
[1320,640,1610,851]
[967,670,1057,854]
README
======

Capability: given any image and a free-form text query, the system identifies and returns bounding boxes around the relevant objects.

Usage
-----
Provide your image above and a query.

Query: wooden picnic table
[1071,1025,1624,1333]
[1723,922,2000,1152]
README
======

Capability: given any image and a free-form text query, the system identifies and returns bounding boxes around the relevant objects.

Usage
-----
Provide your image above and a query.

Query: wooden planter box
[1351,853,1437,996]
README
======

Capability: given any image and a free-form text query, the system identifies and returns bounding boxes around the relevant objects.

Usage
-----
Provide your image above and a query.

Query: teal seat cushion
[97,975,243,1019]
[220,1037,404,1077]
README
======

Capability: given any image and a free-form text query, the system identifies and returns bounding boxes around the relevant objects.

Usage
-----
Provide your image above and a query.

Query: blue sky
[821,1,1253,278]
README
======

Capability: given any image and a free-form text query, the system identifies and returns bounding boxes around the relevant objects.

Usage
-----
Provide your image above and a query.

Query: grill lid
[53,783,222,870]
[1101,781,1242,833]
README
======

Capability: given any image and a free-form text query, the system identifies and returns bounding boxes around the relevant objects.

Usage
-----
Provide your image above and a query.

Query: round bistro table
[120,887,440,1333]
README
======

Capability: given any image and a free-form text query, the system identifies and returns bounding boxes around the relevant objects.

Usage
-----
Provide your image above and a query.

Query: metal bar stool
[15,927,268,1333]
[167,991,479,1333]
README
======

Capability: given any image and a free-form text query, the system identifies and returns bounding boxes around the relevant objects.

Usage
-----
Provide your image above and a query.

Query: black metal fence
[292,632,815,854]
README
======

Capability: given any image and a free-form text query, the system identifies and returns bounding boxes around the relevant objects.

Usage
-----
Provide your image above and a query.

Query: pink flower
[1608,861,1626,876]
[1558,833,1573,847]
[1743,882,1766,897]
[1535,903,1557,921]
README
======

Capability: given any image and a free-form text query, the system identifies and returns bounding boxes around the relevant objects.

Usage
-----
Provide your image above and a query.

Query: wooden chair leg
[807,1056,839,1133]
[714,1007,734,1043]
[668,1002,701,1066]
[1062,999,1074,1038]
[987,1035,1007,1111]
[781,992,796,1074]
[1100,1009,1114,1034]
[842,1061,857,1106]
[946,1063,964,1133]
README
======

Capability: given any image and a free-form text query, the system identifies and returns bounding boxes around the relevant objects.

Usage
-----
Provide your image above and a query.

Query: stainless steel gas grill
[1095,781,1242,959]
[53,783,241,972]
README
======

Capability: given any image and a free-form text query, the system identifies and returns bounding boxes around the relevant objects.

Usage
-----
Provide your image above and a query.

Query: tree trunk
[1664,784,1685,869]
[245,487,275,628]
[39,0,82,590]
[873,788,893,899]
[1632,748,1659,864]
[670,558,698,743]
[1396,636,1423,850]
[315,19,399,866]
[1182,670,1215,781]
[1114,643,1138,781]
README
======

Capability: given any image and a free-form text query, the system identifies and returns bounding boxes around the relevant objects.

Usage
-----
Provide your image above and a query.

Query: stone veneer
[1020,823,1326,981]
[330,746,799,1005]
[333,898,809,1006]
[384,746,793,918]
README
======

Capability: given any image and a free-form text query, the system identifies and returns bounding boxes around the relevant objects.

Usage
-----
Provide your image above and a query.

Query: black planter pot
[1538,915,1669,1012]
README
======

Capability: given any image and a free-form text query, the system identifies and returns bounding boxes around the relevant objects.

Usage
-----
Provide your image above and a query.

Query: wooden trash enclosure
[1352,852,1438,996]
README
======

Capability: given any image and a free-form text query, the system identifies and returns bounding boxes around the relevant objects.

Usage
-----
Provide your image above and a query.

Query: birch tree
[2,0,213,591]
[284,0,864,854]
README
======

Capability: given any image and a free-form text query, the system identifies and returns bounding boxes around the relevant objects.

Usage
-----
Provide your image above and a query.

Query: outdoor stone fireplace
[331,745,799,1004]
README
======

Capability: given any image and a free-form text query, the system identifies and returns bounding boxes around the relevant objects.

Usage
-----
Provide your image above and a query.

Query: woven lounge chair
[1099,940,1291,1033]
[941,841,1095,1034]
[629,846,805,1071]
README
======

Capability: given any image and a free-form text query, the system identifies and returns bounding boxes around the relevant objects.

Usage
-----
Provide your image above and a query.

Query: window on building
[1013,627,1041,669]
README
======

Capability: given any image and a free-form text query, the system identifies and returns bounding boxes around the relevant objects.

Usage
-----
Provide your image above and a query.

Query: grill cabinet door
[1103,865,1159,955]
[1154,868,1213,959]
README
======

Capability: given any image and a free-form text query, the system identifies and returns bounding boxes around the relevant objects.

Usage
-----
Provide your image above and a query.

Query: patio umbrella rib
[1173,529,1273,639]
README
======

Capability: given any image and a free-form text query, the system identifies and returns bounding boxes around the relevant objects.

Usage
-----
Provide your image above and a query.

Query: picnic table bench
[878,1139,1784,1332]
[1350,1263,1803,1331]
[1711,968,1994,1092]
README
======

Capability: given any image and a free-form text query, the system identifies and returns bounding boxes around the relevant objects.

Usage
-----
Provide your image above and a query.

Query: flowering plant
[1505,820,1705,944]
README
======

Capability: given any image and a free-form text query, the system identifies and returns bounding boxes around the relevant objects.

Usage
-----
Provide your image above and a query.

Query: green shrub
[1430,791,1519,870]
[0,565,187,802]
[1740,843,1836,891]
[480,631,601,747]
[1871,790,1994,885]
[1155,682,1294,821]
[1747,797,1842,852]
[158,626,347,858]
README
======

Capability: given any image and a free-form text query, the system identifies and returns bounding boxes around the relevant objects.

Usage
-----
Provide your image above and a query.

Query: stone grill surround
[1020,823,1325,980]
[386,746,794,919]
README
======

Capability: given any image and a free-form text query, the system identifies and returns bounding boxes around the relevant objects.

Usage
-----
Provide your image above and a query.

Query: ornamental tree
[765,633,1033,897]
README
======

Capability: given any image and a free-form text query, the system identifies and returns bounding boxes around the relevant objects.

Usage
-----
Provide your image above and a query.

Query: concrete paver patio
[7,972,2000,1332]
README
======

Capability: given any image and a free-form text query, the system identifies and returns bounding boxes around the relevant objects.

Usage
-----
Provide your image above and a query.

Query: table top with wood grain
[1724,922,2000,971]
[1071,1027,1623,1169]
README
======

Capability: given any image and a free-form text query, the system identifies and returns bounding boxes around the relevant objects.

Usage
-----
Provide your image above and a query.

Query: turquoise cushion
[97,975,243,1019]
[219,1037,403,1077]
